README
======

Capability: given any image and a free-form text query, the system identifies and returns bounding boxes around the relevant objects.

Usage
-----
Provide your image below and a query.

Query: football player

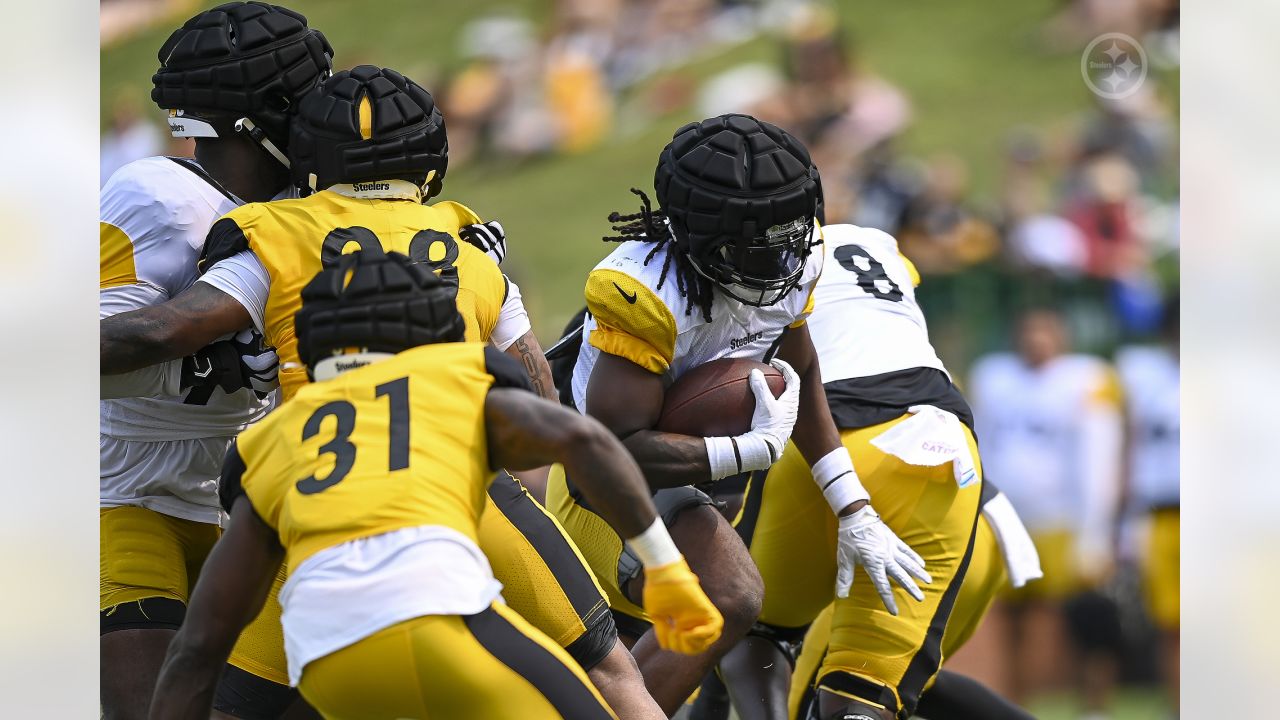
[720,223,1045,720]
[98,4,330,718]
[1115,296,1179,712]
[549,114,929,714]
[102,66,665,719]
[968,308,1125,707]
[148,250,723,720]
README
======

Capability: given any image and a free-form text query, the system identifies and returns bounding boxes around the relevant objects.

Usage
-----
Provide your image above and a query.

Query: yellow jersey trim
[899,252,922,287]
[585,268,677,374]
[100,222,137,289]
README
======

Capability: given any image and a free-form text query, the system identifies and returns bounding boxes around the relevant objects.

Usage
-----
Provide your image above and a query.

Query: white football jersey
[807,224,946,382]
[969,353,1123,533]
[100,156,275,521]
[572,231,823,412]
[1115,345,1179,509]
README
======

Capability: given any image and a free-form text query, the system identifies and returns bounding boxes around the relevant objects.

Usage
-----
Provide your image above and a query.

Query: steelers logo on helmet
[295,250,466,381]
[289,65,449,200]
[151,2,333,166]
[654,114,821,307]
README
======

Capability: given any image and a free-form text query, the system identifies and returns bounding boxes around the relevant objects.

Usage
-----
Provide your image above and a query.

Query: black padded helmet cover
[654,114,822,305]
[289,65,449,198]
[152,2,332,147]
[295,250,466,374]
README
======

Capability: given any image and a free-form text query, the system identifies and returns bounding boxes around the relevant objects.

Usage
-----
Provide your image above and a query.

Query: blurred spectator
[969,308,1126,714]
[100,90,161,186]
[1115,296,1180,715]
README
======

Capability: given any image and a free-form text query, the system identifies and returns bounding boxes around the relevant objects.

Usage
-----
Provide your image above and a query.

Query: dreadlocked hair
[603,188,715,323]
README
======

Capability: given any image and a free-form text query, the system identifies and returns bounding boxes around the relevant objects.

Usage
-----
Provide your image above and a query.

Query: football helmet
[654,114,822,307]
[295,250,465,380]
[288,65,449,199]
[151,2,332,166]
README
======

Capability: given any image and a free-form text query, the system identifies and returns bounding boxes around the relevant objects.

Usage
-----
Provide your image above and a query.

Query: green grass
[102,0,1168,339]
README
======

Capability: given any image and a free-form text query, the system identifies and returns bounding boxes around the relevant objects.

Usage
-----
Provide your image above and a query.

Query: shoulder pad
[584,267,677,373]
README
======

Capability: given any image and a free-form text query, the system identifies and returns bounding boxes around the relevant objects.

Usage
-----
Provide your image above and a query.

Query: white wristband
[625,517,682,568]
[812,447,869,514]
[705,434,775,481]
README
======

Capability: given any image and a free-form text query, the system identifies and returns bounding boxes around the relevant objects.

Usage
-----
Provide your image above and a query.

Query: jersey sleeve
[198,215,254,273]
[431,200,484,227]
[484,346,534,392]
[489,277,532,351]
[197,249,271,334]
[100,161,204,296]
[584,268,678,373]
[455,243,506,342]
[100,361,183,400]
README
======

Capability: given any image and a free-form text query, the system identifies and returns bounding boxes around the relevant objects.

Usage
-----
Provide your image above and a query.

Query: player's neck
[194,139,289,203]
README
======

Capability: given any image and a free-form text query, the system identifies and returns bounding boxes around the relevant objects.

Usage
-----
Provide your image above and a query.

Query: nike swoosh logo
[614,282,637,304]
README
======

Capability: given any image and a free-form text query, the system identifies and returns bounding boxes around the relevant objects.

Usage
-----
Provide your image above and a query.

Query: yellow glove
[642,557,724,655]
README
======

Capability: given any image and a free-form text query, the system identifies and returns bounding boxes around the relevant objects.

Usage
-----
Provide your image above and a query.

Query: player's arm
[485,386,723,654]
[101,283,252,374]
[775,322,932,614]
[149,493,281,719]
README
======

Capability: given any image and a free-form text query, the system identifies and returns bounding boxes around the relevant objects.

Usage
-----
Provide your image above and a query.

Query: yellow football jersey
[222,343,529,572]
[202,190,507,400]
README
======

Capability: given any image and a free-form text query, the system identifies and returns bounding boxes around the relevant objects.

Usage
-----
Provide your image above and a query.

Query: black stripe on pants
[464,607,614,720]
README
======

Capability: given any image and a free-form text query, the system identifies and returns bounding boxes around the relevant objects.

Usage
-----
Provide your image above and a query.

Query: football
[656,358,785,437]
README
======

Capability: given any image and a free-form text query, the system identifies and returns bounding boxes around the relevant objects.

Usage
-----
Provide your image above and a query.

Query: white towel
[870,405,978,488]
[981,492,1044,588]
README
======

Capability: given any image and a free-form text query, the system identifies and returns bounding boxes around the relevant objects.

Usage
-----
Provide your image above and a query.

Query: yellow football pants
[229,475,612,686]
[1144,508,1179,629]
[298,602,617,720]
[788,513,1008,718]
[100,506,220,611]
[742,414,983,718]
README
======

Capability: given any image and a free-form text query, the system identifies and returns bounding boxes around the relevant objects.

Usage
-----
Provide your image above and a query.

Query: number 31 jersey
[201,186,507,400]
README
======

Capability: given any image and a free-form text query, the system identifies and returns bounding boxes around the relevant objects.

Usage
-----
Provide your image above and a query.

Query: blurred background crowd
[101,0,1180,717]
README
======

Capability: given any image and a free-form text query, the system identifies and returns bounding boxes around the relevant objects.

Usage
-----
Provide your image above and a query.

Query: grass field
[101,0,1119,339]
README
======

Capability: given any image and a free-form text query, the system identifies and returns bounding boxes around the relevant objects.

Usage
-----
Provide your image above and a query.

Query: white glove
[705,359,801,479]
[835,505,932,615]
[459,220,507,264]
[232,329,280,398]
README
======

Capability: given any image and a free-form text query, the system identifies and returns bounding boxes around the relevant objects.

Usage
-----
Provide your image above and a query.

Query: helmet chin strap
[234,118,290,168]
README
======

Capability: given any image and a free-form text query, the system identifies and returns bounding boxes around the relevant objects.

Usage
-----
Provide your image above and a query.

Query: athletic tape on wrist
[625,517,682,568]
[706,434,774,480]
[812,447,869,513]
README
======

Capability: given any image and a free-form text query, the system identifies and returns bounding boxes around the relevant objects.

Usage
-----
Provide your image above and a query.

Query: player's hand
[835,505,932,615]
[459,220,507,264]
[181,329,279,400]
[745,359,801,461]
[642,557,724,655]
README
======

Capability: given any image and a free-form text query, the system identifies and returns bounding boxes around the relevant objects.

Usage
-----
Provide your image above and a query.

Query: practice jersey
[199,185,511,400]
[571,229,823,412]
[100,157,275,441]
[1115,345,1179,509]
[222,343,527,684]
[805,224,971,430]
[969,353,1124,534]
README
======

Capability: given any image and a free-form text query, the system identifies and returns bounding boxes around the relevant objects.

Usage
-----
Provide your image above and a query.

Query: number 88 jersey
[806,224,946,383]
[200,184,509,400]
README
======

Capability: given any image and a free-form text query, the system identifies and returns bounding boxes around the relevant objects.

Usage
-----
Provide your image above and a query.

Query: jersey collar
[325,179,422,202]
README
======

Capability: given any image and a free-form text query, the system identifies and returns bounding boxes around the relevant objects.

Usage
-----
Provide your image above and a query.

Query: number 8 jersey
[198,181,520,400]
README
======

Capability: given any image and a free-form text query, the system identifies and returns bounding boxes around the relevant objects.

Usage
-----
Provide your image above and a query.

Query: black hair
[603,188,715,323]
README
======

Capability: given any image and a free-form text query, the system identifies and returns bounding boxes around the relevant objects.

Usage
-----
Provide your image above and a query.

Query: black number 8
[834,244,903,302]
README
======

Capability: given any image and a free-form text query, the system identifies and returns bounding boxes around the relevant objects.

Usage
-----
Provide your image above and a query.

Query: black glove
[458,220,507,264]
[181,329,279,404]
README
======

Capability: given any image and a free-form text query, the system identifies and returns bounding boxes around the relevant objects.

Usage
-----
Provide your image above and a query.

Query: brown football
[656,358,785,437]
